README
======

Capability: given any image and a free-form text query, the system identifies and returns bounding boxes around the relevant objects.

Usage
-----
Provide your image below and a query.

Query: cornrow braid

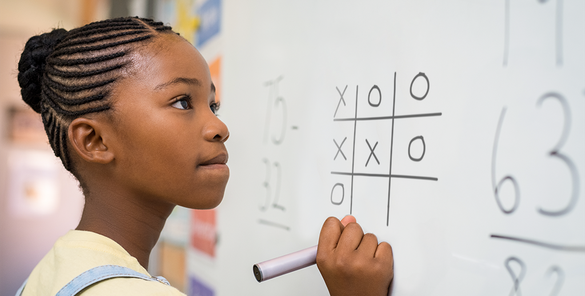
[55,29,149,50]
[47,51,127,66]
[64,18,140,36]
[18,17,175,172]
[51,34,153,56]
[43,76,116,93]
[45,62,125,78]
[60,25,147,45]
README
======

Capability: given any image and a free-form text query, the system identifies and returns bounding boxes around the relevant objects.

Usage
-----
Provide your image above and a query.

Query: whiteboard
[188,1,585,295]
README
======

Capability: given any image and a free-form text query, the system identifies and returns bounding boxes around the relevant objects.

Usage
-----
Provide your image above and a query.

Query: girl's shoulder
[22,230,184,296]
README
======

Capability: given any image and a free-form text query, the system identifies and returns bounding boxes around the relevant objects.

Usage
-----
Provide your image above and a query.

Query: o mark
[408,136,426,162]
[368,85,382,107]
[330,183,345,205]
[410,72,430,100]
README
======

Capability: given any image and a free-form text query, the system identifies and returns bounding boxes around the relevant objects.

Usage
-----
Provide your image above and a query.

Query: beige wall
[0,1,109,295]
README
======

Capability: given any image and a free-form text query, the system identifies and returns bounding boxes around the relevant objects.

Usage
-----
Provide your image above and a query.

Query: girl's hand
[316,216,394,296]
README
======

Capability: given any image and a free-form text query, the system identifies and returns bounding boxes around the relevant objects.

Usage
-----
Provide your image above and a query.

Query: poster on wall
[209,57,222,104]
[189,210,218,296]
[158,206,190,292]
[8,107,47,144]
[196,0,221,48]
[189,275,215,296]
[157,0,197,44]
[157,0,221,48]
[190,209,217,258]
[6,150,60,217]
[161,206,190,245]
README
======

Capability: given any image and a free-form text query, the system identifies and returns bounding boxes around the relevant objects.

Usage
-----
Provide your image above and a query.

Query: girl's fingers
[337,222,364,252]
[318,217,344,251]
[356,233,379,257]
[318,215,357,253]
[374,242,394,265]
[340,215,356,227]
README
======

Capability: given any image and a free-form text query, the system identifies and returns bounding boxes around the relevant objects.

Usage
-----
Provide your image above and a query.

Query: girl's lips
[199,153,228,166]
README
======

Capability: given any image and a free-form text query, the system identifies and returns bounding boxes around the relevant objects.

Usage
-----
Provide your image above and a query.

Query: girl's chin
[197,165,230,184]
[184,190,226,210]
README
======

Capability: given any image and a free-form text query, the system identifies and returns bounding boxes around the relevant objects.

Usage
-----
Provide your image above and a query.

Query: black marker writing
[333,137,347,161]
[536,93,579,216]
[263,76,287,145]
[408,136,426,162]
[365,139,380,167]
[490,234,585,252]
[334,85,348,118]
[546,266,564,296]
[505,257,526,296]
[259,76,290,231]
[330,72,441,226]
[491,107,521,214]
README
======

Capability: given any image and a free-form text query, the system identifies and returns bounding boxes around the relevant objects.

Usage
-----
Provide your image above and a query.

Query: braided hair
[18,17,174,173]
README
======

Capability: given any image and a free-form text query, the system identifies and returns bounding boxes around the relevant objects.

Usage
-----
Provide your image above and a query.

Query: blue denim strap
[15,279,27,296]
[56,265,170,295]
[16,265,170,296]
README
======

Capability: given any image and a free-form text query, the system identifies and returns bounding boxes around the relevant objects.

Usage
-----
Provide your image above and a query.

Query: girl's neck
[76,187,175,269]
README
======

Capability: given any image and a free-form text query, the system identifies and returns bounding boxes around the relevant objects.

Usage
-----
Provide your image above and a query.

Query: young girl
[16,17,393,296]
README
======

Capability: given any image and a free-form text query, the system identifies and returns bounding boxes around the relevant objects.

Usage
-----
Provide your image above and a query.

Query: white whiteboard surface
[193,1,585,295]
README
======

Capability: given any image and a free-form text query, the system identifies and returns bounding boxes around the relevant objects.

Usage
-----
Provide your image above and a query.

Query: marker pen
[253,245,318,282]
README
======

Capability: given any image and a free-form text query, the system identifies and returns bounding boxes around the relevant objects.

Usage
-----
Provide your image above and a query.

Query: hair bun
[17,28,68,113]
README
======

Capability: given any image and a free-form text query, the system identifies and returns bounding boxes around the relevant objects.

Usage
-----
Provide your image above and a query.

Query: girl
[16,17,393,296]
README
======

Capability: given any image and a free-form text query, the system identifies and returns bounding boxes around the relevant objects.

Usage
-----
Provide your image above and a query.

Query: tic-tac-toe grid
[330,72,442,225]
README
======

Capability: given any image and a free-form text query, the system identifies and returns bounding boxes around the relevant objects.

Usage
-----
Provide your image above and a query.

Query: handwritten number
[264,76,287,145]
[491,108,521,214]
[272,96,287,145]
[546,266,564,296]
[260,76,287,229]
[505,257,526,296]
[494,93,575,294]
[260,158,271,211]
[260,159,285,212]
[503,258,565,296]
[536,93,579,216]
[492,94,578,216]
[272,162,285,210]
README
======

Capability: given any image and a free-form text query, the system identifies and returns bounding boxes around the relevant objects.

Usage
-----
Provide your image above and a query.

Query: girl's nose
[203,115,229,143]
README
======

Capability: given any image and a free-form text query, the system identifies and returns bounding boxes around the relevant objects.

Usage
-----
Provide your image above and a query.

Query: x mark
[365,139,380,166]
[334,85,347,117]
[333,137,347,160]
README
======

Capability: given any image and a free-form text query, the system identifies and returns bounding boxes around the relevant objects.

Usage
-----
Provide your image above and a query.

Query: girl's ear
[68,117,114,164]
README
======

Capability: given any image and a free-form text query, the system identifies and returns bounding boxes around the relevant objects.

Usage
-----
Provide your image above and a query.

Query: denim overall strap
[15,265,170,296]
[15,279,27,296]
[55,265,170,296]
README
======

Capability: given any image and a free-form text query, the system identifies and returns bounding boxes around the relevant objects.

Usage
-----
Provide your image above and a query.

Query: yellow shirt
[21,230,185,296]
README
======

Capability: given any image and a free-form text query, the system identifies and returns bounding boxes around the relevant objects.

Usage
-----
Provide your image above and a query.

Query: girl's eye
[171,97,192,110]
[210,102,220,115]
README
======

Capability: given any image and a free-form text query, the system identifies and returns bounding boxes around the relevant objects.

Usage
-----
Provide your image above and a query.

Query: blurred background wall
[0,1,182,295]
